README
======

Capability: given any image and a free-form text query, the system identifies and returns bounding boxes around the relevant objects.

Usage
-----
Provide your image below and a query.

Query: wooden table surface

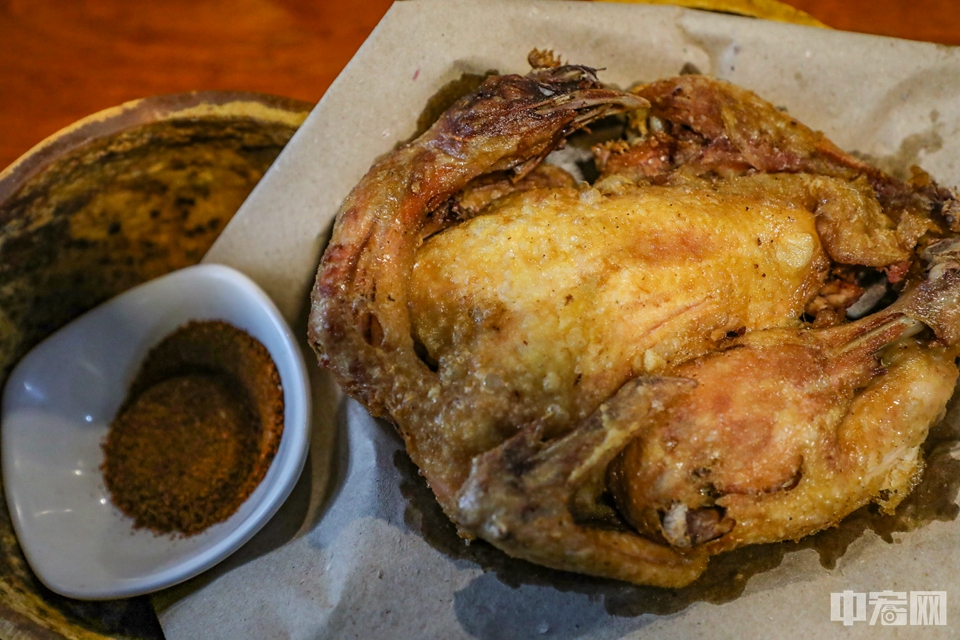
[1,0,958,173]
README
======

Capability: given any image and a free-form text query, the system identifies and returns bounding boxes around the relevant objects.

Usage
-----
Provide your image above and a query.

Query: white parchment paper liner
[156,1,960,637]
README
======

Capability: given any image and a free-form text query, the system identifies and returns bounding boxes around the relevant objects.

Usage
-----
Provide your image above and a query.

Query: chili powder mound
[101,320,284,536]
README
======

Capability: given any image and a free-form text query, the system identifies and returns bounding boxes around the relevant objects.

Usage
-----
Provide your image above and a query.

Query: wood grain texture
[786,0,960,45]
[0,0,958,172]
[0,0,393,170]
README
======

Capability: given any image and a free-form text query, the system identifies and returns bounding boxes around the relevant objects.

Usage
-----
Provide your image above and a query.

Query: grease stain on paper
[394,388,960,628]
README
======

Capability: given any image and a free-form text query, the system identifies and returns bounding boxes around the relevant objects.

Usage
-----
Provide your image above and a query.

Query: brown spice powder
[101,320,284,536]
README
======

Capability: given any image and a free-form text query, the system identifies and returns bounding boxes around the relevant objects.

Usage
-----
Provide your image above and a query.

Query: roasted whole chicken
[309,55,960,587]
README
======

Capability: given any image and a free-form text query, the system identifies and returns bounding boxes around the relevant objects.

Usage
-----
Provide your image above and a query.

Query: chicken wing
[311,63,647,510]
[608,263,960,553]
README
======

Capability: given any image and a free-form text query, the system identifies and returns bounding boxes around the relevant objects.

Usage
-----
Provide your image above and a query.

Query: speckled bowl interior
[0,92,310,640]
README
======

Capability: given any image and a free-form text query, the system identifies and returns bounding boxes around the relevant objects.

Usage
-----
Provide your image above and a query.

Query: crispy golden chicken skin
[309,58,960,587]
[410,179,830,443]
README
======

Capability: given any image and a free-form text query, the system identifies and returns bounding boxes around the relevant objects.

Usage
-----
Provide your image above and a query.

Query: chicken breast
[411,180,829,447]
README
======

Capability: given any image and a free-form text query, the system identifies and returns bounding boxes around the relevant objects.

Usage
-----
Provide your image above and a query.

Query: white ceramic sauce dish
[1,263,310,599]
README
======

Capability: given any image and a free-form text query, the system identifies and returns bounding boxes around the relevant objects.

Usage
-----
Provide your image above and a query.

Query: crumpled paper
[156,0,960,637]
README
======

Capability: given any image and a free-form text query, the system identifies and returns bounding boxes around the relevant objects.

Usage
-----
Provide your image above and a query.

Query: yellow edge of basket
[597,0,827,28]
